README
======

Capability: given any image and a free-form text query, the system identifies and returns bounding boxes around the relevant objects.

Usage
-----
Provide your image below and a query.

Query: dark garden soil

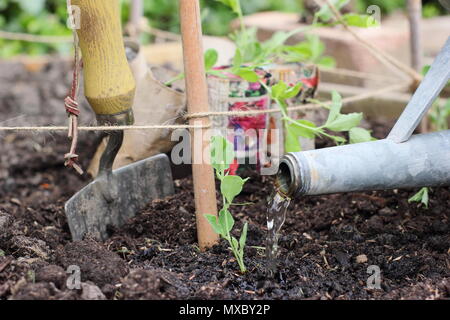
[0,60,449,300]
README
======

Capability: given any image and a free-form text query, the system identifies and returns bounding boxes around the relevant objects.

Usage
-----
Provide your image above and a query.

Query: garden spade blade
[65,154,174,241]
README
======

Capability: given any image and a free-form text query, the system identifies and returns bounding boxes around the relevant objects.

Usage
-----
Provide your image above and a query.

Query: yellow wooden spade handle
[72,0,136,118]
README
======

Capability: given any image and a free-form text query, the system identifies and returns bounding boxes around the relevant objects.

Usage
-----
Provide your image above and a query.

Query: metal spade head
[65,153,174,241]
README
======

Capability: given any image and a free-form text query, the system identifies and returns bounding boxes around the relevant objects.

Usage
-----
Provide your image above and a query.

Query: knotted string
[64,10,83,175]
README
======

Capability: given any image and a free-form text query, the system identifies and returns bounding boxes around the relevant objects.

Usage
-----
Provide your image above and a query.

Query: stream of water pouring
[266,191,291,277]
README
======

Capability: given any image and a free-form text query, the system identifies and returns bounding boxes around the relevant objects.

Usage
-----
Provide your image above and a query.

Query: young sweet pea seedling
[409,187,430,209]
[205,136,249,273]
[260,80,375,152]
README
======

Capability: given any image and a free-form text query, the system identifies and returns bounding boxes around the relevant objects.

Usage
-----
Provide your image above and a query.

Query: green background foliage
[0,0,301,58]
[0,0,447,58]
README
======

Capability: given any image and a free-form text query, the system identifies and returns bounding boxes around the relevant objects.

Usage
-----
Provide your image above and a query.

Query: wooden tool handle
[72,0,135,116]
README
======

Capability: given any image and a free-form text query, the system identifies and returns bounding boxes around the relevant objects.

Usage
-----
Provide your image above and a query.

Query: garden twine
[0,82,410,132]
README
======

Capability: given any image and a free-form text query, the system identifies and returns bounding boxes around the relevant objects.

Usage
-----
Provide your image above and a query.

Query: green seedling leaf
[285,120,317,152]
[298,119,317,136]
[315,0,350,22]
[325,91,363,132]
[221,175,247,204]
[408,187,430,208]
[317,56,336,68]
[283,35,332,65]
[443,99,450,117]
[307,35,325,61]
[265,31,291,49]
[326,90,343,125]
[288,120,317,139]
[210,136,235,173]
[349,127,376,144]
[343,14,380,28]
[284,83,303,99]
[422,65,431,76]
[164,73,185,87]
[271,81,288,100]
[283,44,312,61]
[232,48,243,71]
[214,0,241,15]
[285,125,302,153]
[234,68,260,83]
[242,41,264,64]
[429,98,450,131]
[261,31,295,60]
[326,113,363,132]
[230,27,262,63]
[219,209,235,235]
[239,222,248,250]
[231,236,239,252]
[205,214,224,236]
[271,81,302,101]
[284,127,302,153]
[207,69,228,79]
[204,48,219,70]
[328,135,347,145]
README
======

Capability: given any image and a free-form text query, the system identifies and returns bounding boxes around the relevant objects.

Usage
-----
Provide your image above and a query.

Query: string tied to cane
[64,7,83,175]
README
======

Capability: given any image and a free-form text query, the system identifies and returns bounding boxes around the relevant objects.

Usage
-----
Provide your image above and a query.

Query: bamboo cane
[179,0,219,250]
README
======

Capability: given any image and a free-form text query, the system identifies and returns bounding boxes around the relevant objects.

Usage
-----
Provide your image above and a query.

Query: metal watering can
[277,37,450,197]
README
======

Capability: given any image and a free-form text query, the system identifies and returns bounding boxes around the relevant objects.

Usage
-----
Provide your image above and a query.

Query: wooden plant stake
[179,0,219,250]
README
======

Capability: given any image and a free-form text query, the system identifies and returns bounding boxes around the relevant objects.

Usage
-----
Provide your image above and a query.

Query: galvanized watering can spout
[276,131,450,198]
[277,37,450,198]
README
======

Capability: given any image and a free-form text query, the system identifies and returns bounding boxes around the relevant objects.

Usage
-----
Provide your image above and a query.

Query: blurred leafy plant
[0,0,71,58]
[429,99,450,132]
[356,0,405,15]
[205,0,376,152]
[214,0,335,80]
[423,65,450,132]
[264,85,374,152]
[316,0,380,28]
[0,0,301,58]
[282,34,336,68]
